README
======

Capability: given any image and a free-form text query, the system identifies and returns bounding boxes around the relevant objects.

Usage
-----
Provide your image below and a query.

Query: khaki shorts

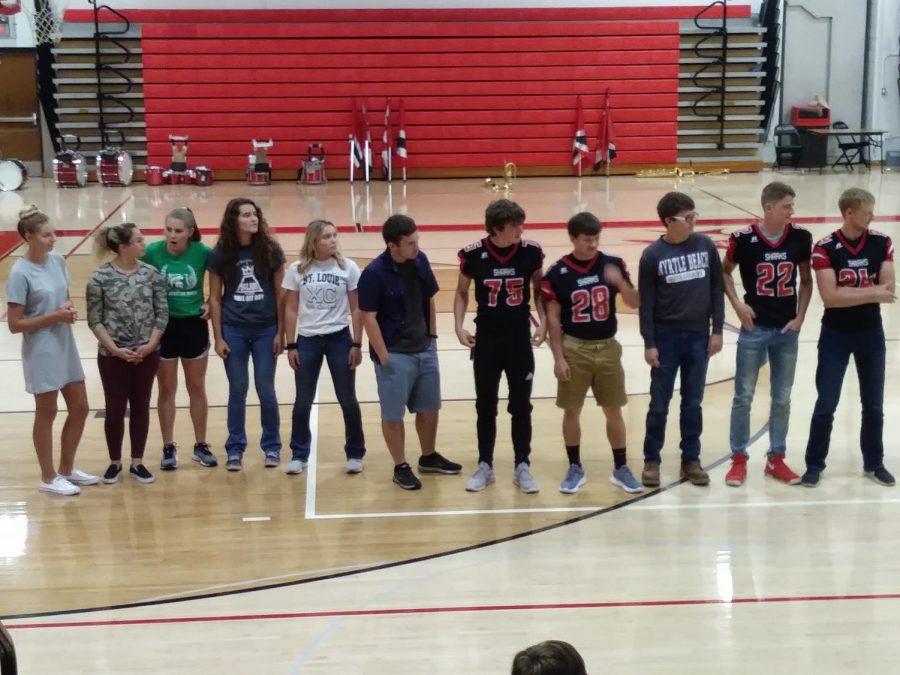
[556,335,627,409]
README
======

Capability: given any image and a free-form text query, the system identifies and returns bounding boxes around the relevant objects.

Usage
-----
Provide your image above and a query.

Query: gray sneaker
[513,462,539,494]
[466,461,495,492]
[264,454,280,468]
[226,456,242,472]
[559,464,586,494]
[610,465,644,494]
[160,443,178,471]
[345,458,364,474]
[285,459,306,475]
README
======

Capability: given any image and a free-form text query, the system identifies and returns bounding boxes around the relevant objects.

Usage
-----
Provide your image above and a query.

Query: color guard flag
[395,98,408,168]
[572,95,590,168]
[593,89,617,170]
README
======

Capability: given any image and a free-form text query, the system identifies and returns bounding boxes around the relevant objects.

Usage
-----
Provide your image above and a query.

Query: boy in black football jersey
[454,199,546,493]
[722,182,813,487]
[802,188,896,487]
[542,212,642,494]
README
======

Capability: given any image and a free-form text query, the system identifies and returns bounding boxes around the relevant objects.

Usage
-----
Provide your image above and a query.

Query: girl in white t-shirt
[282,220,366,474]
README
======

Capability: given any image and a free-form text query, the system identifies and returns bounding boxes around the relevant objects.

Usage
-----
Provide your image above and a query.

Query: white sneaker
[513,462,540,494]
[61,469,100,486]
[39,475,81,496]
[466,461,495,492]
[346,458,364,474]
[286,459,307,475]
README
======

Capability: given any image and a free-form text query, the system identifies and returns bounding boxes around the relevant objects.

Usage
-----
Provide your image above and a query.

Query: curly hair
[216,197,282,285]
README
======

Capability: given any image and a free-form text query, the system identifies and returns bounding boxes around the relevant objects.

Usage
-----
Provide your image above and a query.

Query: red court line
[8,592,900,630]
[49,214,900,240]
[64,196,133,258]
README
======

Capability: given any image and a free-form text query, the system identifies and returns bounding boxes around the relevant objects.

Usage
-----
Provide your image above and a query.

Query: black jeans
[473,329,534,466]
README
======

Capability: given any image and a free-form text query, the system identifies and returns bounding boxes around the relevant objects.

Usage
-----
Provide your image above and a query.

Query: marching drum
[0,159,27,192]
[164,169,184,185]
[96,148,133,186]
[145,165,164,186]
[299,143,327,184]
[53,151,88,188]
[193,166,214,187]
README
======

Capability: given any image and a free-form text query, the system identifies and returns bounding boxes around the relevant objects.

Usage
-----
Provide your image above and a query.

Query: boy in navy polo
[358,215,462,489]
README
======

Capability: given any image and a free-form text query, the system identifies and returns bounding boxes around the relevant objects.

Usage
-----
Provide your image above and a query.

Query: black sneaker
[864,466,896,486]
[801,469,821,488]
[393,463,422,490]
[101,463,123,484]
[192,442,218,467]
[129,464,155,484]
[160,443,178,471]
[417,452,462,475]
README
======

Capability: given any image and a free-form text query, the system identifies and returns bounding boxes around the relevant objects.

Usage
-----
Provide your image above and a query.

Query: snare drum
[53,151,88,188]
[0,159,27,192]
[247,169,270,185]
[164,169,184,185]
[193,166,214,187]
[301,159,326,184]
[145,165,164,186]
[96,148,134,186]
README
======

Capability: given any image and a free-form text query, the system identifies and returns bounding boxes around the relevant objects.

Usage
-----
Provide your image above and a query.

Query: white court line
[137,561,390,603]
[304,385,319,519]
[629,497,900,511]
[308,506,607,520]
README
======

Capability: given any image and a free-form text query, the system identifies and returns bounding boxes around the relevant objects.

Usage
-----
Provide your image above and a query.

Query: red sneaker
[765,454,801,485]
[725,453,747,487]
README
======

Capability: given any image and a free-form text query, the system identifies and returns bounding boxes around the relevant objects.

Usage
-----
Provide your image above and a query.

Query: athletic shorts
[374,342,441,422]
[556,335,627,409]
[160,316,210,361]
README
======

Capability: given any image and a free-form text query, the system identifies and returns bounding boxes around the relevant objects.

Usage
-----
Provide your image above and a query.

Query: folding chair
[832,121,869,171]
[773,124,802,170]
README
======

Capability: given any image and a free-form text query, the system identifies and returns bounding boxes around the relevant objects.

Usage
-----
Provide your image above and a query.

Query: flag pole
[349,135,355,183]
[364,141,370,183]
[577,158,582,178]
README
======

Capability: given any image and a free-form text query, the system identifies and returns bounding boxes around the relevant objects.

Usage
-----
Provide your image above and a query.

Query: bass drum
[0,159,28,192]
[96,148,133,186]
[53,151,89,188]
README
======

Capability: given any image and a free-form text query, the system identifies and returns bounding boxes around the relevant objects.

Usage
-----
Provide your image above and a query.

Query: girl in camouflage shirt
[87,222,168,485]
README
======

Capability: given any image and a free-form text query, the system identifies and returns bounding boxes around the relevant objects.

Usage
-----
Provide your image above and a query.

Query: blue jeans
[805,324,885,472]
[290,328,366,462]
[643,327,710,464]
[730,325,799,457]
[222,323,281,458]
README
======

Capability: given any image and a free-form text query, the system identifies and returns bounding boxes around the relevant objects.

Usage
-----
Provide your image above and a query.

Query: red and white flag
[395,98,408,168]
[593,89,617,171]
[572,95,590,169]
[350,98,365,168]
[381,97,393,175]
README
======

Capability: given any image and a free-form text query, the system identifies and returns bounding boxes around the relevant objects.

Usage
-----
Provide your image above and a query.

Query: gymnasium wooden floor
[1,170,899,674]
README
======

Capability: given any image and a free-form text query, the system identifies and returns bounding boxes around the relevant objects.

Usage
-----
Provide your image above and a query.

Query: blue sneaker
[559,464,586,494]
[801,469,820,487]
[610,465,644,494]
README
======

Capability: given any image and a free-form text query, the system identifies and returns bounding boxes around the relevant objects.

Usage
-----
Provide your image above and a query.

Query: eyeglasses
[670,213,699,223]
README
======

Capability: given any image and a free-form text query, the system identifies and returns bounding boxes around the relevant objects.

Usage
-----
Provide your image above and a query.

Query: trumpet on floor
[636,167,730,178]
[484,162,517,192]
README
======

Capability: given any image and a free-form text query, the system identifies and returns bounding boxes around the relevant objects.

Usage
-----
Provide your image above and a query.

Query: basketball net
[23,0,68,45]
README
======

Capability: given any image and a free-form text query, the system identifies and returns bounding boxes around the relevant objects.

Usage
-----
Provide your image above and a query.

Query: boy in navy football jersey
[802,188,896,487]
[454,199,546,493]
[542,212,642,494]
[722,182,813,486]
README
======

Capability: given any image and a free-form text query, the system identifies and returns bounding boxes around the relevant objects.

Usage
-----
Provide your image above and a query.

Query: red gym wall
[67,5,752,177]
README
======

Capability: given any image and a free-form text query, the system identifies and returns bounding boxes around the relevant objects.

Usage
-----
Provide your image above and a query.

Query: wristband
[351,342,362,348]
[285,342,298,350]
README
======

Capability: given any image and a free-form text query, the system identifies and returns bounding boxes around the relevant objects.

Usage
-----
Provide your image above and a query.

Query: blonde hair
[166,206,201,242]
[17,205,50,239]
[838,188,875,215]
[298,219,345,274]
[93,222,138,257]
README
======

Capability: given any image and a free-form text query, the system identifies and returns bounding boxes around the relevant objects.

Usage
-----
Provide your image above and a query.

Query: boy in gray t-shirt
[638,192,725,488]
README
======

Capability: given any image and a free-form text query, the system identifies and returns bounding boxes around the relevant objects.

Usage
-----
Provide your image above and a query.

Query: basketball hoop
[22,0,69,45]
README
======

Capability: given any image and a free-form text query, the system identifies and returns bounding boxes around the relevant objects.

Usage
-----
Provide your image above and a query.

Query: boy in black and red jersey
[803,188,896,487]
[542,212,642,494]
[722,182,813,487]
[454,199,546,493]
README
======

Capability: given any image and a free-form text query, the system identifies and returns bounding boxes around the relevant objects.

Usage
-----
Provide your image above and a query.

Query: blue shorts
[374,342,441,422]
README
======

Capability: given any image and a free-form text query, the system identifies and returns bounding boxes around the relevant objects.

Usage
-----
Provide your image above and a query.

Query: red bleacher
[66,5,752,176]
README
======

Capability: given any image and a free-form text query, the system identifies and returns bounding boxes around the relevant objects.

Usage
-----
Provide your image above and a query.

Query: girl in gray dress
[6,206,98,496]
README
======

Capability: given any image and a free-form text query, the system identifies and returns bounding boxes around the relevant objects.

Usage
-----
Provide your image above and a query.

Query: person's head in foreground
[511,640,588,675]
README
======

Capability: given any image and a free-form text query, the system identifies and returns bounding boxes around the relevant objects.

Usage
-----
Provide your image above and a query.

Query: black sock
[613,448,626,470]
[566,445,581,466]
